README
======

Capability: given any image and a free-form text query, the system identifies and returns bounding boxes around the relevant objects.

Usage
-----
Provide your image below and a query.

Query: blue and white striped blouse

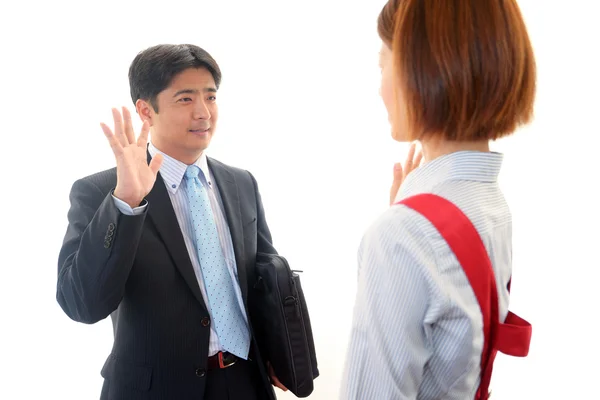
[340,151,512,399]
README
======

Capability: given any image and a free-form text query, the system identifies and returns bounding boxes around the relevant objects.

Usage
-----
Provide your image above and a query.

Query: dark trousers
[204,357,266,400]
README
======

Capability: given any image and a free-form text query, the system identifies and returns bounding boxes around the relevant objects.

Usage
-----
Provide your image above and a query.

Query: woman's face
[379,43,408,142]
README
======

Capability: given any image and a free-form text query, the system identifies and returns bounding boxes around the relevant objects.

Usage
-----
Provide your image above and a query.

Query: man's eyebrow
[173,87,217,97]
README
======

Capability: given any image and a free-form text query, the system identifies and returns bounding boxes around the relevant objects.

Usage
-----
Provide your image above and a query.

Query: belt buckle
[218,352,237,369]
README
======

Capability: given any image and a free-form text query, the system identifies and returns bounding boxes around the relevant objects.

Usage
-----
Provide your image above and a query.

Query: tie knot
[185,165,201,179]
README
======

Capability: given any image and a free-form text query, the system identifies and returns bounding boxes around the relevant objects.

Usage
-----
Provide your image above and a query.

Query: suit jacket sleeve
[56,178,147,324]
[249,171,277,256]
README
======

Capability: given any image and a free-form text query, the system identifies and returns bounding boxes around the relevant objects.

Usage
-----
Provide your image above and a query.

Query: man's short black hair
[128,44,221,112]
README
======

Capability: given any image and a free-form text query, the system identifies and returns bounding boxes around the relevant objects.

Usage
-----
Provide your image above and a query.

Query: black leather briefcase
[249,252,319,397]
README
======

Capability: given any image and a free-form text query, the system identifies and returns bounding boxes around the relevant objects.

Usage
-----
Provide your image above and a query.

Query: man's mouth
[189,128,210,134]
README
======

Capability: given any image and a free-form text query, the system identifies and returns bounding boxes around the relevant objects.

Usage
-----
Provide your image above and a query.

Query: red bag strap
[397,193,499,400]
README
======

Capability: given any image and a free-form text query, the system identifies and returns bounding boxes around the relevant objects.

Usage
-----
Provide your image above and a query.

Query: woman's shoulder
[365,202,441,243]
[360,204,441,268]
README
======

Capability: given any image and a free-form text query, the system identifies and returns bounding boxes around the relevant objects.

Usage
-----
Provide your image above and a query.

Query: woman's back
[341,151,512,399]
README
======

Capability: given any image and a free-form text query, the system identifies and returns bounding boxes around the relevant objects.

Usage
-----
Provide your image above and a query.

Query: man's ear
[135,99,155,127]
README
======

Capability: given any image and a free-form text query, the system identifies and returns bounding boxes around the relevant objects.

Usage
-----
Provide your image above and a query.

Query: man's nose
[193,101,211,119]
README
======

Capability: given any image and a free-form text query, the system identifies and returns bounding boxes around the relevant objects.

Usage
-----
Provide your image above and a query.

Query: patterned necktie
[184,165,250,359]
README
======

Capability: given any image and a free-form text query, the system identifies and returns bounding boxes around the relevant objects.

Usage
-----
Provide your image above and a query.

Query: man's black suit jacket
[56,156,278,400]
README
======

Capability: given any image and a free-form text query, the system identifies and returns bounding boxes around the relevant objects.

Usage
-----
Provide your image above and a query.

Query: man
[57,44,286,400]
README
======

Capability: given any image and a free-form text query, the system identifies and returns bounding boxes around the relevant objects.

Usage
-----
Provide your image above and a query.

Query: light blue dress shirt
[112,142,248,357]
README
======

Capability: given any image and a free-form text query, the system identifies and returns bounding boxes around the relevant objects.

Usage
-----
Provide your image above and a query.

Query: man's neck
[150,141,204,165]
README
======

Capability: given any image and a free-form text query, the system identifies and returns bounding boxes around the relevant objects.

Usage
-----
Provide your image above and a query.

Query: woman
[340,0,535,399]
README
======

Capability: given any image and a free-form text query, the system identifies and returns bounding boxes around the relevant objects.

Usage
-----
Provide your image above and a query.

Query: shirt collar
[148,141,212,194]
[395,150,504,202]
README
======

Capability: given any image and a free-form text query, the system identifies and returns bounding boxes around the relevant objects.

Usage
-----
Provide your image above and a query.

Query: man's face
[137,67,218,164]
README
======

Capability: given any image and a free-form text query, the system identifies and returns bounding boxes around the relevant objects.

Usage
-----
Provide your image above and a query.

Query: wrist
[113,189,144,209]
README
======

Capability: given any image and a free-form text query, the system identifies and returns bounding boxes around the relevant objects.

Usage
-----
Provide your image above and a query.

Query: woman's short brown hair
[378,0,536,141]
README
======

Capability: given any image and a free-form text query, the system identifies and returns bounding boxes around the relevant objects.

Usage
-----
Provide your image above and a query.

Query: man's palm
[101,107,163,208]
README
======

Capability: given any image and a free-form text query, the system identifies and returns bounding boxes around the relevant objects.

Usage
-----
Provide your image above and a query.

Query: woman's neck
[421,137,490,162]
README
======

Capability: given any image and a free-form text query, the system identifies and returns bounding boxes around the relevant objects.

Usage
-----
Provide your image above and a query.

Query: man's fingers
[271,376,288,392]
[112,108,128,147]
[267,362,288,392]
[149,153,163,176]
[101,122,123,156]
[137,120,151,148]
[122,106,136,144]
[100,122,113,139]
[271,375,283,386]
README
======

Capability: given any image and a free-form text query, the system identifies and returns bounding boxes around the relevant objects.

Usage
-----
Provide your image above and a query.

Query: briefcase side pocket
[293,274,319,379]
[281,282,314,397]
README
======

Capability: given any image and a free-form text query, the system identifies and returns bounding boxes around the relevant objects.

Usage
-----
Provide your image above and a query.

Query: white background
[1,0,599,398]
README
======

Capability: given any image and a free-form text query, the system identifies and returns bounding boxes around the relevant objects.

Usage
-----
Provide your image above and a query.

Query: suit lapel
[207,158,248,303]
[145,153,207,309]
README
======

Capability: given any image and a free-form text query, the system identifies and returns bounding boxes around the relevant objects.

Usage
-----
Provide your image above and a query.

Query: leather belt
[207,351,238,369]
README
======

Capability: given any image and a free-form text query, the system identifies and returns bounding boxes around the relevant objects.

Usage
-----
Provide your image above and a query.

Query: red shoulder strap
[397,193,531,400]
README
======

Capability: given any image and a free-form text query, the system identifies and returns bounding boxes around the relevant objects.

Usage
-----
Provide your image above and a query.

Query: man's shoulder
[208,157,254,181]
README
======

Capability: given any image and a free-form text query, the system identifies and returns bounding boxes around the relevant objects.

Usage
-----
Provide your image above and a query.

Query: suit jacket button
[196,368,206,377]
[201,317,210,327]
[108,223,115,232]
[104,240,111,249]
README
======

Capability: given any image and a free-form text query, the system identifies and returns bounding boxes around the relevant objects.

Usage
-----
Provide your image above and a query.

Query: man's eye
[179,97,192,102]
[208,96,217,101]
